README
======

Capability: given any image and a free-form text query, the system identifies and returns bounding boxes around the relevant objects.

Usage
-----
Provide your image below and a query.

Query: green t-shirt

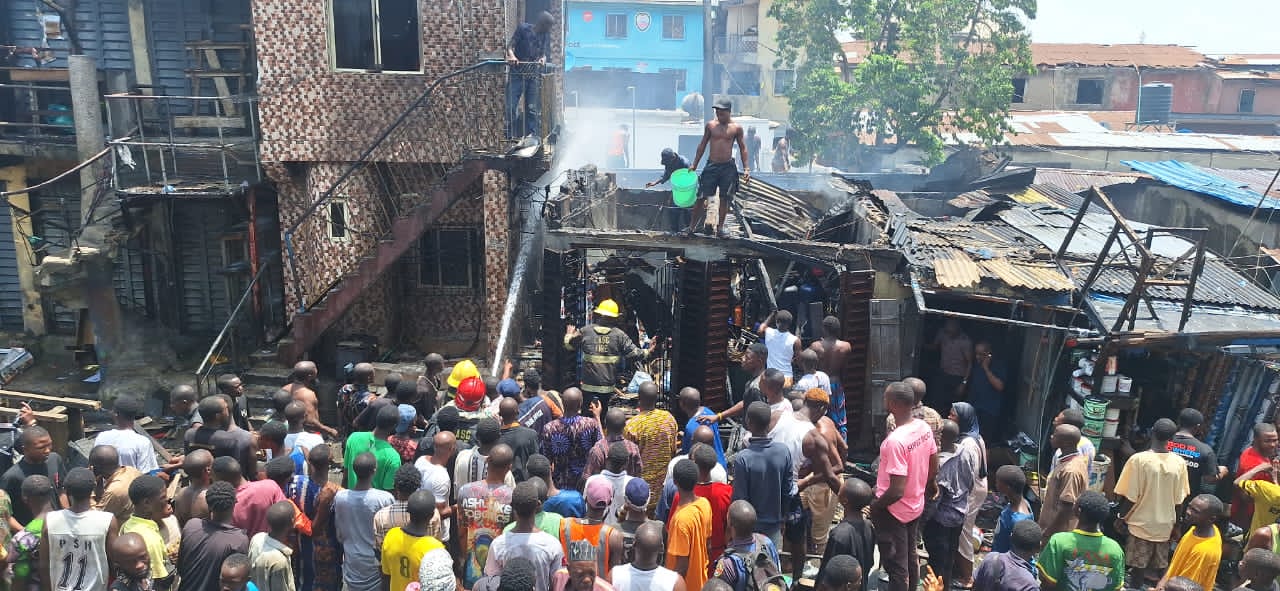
[1038,529,1126,591]
[344,432,402,491]
[503,511,564,538]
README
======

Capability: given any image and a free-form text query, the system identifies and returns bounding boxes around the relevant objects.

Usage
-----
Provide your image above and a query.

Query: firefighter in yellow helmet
[564,299,654,411]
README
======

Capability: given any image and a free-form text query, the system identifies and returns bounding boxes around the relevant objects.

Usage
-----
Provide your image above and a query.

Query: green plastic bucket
[1083,396,1109,437]
[670,169,698,208]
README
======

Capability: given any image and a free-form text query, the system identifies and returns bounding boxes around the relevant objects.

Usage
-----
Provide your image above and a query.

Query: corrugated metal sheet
[1071,259,1280,312]
[977,258,1075,291]
[931,248,982,289]
[1031,43,1207,68]
[1123,160,1280,210]
[5,0,133,70]
[145,0,252,112]
[1033,168,1147,194]
[736,177,822,240]
[175,203,234,335]
[0,187,23,330]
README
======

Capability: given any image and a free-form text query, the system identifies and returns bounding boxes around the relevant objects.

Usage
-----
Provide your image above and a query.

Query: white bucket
[1105,408,1121,420]
[1117,376,1133,393]
[1103,418,1120,438]
[1101,375,1119,393]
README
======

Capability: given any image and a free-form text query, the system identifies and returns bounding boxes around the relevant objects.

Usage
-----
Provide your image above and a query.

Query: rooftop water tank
[1137,83,1173,124]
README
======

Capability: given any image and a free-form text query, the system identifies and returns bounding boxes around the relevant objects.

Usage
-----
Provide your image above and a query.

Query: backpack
[725,535,787,591]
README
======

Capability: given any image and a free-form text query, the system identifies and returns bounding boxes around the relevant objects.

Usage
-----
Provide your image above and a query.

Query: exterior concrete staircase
[275,158,487,362]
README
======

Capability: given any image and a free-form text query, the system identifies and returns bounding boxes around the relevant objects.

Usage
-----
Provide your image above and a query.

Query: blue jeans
[506,67,542,138]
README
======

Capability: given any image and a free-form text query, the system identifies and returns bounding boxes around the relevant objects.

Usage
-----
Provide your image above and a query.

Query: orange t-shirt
[667,497,712,591]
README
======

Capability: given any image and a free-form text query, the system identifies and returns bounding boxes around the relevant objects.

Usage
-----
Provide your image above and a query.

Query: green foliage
[768,0,1036,166]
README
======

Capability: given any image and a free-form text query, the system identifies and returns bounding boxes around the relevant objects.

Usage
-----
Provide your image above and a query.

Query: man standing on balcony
[687,98,750,238]
[506,11,556,140]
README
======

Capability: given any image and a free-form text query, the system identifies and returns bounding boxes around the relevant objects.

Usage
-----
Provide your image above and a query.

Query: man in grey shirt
[334,452,395,591]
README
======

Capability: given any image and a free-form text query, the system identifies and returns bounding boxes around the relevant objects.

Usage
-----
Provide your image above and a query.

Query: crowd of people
[1,313,1280,591]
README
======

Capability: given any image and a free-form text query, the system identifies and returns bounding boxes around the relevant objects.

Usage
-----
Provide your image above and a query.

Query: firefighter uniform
[565,299,645,406]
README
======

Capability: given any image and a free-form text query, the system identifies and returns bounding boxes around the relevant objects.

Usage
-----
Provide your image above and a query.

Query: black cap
[713,98,732,111]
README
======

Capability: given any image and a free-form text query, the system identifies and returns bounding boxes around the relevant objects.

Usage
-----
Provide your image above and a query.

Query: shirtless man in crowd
[809,316,852,438]
[686,98,750,237]
[285,361,338,438]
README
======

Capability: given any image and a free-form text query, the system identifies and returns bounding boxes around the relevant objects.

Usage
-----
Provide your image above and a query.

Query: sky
[1027,0,1280,55]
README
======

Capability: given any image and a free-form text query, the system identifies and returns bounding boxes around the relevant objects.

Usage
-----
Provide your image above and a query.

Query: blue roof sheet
[1122,160,1280,210]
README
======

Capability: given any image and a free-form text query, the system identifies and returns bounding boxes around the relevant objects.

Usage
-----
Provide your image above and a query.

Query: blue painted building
[564,0,704,110]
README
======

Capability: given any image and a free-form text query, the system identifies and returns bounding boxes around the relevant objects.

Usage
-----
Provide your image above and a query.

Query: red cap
[455,376,486,412]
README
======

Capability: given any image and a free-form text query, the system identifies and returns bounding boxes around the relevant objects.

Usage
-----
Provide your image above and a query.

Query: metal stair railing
[194,59,520,386]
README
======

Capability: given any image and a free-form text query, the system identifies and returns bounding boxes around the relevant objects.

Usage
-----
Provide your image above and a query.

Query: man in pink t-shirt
[872,381,939,591]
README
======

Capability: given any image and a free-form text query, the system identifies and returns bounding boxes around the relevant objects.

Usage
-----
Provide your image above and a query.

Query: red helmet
[455,376,486,412]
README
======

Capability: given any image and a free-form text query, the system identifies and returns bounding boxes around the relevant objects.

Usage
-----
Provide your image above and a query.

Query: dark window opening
[662,15,685,40]
[331,0,420,71]
[1075,79,1104,105]
[420,228,482,288]
[606,14,628,38]
[1240,89,1256,113]
[774,69,795,95]
[727,68,761,96]
[329,202,348,240]
[1011,78,1026,103]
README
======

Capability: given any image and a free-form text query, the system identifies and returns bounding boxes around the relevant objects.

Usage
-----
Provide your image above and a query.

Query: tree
[769,0,1036,166]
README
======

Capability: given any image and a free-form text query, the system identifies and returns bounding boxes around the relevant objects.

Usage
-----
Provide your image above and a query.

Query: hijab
[951,401,987,478]
[952,402,981,441]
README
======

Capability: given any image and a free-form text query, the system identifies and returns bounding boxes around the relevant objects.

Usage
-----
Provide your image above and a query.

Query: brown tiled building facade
[251,0,535,356]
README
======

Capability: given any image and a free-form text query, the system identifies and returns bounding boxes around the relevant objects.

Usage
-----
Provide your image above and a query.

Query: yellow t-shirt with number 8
[380,527,445,591]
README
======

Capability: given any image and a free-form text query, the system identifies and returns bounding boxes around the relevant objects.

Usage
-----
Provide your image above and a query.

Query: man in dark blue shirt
[505,12,555,139]
[967,341,1006,440]
[645,148,691,188]
[730,401,793,549]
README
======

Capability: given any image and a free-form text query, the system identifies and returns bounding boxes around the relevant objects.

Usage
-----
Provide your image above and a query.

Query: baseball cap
[498,379,521,398]
[395,404,416,435]
[624,477,650,510]
[804,388,830,405]
[713,98,732,111]
[455,376,486,412]
[585,477,613,509]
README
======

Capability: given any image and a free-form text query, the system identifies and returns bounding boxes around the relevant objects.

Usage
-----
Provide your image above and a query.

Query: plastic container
[670,169,698,207]
[1105,408,1121,420]
[1089,454,1112,492]
[1103,417,1120,438]
[1117,376,1133,393]
[1083,396,1109,437]
[1100,375,1119,393]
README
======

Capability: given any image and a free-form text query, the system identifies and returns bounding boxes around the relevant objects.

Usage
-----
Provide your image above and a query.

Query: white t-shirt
[764,327,799,378]
[792,371,832,396]
[414,458,453,541]
[664,454,728,486]
[93,429,160,474]
[483,530,564,591]
[611,564,682,591]
[45,509,114,591]
[284,431,325,454]
[770,414,813,480]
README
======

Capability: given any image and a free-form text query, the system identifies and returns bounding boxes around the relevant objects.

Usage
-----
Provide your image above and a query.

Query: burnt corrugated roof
[1033,168,1147,194]
[892,215,1073,292]
[735,177,822,240]
[1071,259,1280,312]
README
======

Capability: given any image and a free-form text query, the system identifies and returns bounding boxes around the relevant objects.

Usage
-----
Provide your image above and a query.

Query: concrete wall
[1214,79,1280,115]
[1104,181,1280,259]
[0,165,44,334]
[564,0,704,105]
[1018,67,1211,112]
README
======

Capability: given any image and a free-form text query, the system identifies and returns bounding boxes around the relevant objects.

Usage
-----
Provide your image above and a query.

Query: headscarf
[951,401,986,478]
[418,548,457,591]
[951,402,981,441]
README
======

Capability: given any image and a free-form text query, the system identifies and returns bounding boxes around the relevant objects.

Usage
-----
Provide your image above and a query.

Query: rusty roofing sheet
[1215,54,1280,66]
[1033,168,1147,193]
[977,258,1074,291]
[1031,43,1207,68]
[931,249,983,289]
